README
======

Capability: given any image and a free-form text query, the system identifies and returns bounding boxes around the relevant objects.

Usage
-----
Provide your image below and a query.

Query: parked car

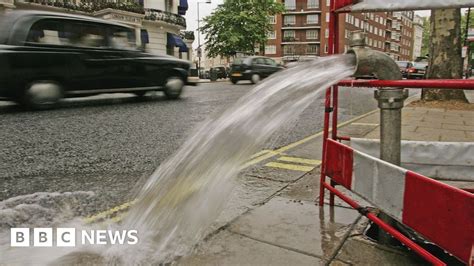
[407,62,428,79]
[396,61,413,78]
[0,11,191,109]
[210,66,227,80]
[229,56,284,84]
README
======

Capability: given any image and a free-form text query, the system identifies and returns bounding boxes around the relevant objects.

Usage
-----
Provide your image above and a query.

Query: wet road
[0,81,379,213]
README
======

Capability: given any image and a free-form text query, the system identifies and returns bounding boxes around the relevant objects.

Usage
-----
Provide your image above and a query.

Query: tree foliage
[200,0,284,58]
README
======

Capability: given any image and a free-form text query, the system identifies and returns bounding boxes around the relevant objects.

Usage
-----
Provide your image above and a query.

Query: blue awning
[167,33,188,53]
[178,0,188,15]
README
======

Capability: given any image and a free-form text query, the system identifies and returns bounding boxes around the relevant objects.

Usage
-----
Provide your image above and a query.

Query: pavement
[179,103,473,265]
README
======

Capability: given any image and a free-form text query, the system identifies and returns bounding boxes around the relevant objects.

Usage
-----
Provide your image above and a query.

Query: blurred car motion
[229,56,284,84]
[0,11,191,109]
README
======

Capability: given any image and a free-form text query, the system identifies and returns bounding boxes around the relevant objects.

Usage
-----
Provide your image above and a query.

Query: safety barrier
[321,0,474,265]
[322,139,474,264]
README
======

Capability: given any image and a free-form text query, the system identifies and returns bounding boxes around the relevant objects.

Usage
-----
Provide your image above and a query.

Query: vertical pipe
[319,88,332,206]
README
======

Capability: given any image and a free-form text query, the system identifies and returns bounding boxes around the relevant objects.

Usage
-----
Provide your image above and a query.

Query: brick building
[266,0,415,63]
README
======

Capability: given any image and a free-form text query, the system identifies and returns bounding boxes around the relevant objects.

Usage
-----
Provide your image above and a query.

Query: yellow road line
[85,108,381,224]
[265,162,315,172]
[83,200,136,224]
[352,123,379,126]
[243,150,280,168]
[278,156,321,166]
[249,150,271,160]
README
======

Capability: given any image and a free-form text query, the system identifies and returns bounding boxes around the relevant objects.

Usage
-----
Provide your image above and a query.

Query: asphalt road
[0,80,379,214]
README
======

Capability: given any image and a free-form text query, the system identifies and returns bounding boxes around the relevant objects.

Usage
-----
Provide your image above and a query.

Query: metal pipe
[347,31,408,245]
[337,79,474,89]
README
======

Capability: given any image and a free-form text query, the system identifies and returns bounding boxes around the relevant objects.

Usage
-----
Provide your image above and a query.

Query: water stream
[0,54,356,265]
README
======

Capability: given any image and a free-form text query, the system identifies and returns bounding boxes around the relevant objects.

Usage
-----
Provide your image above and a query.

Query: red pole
[319,87,332,206]
[328,0,339,206]
[322,182,446,266]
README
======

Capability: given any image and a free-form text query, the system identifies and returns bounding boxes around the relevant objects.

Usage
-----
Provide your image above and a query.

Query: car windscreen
[233,58,246,65]
[413,62,428,68]
[396,61,409,67]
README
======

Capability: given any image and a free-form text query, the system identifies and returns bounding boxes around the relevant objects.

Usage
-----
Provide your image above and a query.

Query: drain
[363,213,464,265]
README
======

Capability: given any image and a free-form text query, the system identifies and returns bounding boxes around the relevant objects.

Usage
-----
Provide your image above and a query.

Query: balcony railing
[22,0,145,14]
[284,4,320,11]
[19,0,186,28]
[144,8,186,28]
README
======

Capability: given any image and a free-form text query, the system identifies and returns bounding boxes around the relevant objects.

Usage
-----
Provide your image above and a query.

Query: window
[265,45,276,55]
[325,13,330,23]
[354,18,360,27]
[306,30,318,39]
[284,30,295,38]
[284,15,296,25]
[165,0,172,12]
[285,0,296,10]
[268,16,276,24]
[27,19,108,48]
[325,29,329,38]
[264,58,277,66]
[307,14,319,24]
[307,44,318,54]
[283,45,295,55]
[267,31,276,39]
[307,0,318,9]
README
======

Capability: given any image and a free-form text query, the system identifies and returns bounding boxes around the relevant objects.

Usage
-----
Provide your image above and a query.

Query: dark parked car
[396,61,413,78]
[210,66,227,80]
[0,11,191,109]
[407,62,428,79]
[229,56,284,84]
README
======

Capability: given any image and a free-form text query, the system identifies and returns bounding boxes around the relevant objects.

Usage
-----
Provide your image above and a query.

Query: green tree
[201,0,284,58]
[420,16,430,57]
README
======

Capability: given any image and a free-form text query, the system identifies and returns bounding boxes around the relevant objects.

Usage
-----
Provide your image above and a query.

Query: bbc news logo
[11,228,139,247]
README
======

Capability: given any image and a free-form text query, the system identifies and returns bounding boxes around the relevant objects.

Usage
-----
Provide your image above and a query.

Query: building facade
[412,14,424,60]
[266,0,415,63]
[0,0,193,61]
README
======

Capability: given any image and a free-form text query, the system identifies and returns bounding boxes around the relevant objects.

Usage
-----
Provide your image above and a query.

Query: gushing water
[0,54,355,265]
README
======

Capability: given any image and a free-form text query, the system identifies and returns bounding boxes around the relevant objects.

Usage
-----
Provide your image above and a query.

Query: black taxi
[0,11,191,109]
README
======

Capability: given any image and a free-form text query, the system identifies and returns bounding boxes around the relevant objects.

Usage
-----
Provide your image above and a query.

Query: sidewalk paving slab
[228,197,360,260]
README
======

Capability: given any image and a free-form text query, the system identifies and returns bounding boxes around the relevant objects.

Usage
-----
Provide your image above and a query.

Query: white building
[412,14,424,60]
[0,0,193,61]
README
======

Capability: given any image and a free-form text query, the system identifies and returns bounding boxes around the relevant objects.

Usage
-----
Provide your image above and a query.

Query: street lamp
[197,0,211,79]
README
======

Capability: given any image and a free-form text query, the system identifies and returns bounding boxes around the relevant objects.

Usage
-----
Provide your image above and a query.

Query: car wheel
[230,78,238,84]
[164,76,184,100]
[250,74,260,84]
[22,81,63,110]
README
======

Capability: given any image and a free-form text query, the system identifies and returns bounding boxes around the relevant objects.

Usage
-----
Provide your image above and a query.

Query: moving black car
[0,11,191,109]
[229,56,283,84]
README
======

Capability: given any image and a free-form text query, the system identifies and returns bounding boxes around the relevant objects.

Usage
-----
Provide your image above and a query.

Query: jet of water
[107,54,356,264]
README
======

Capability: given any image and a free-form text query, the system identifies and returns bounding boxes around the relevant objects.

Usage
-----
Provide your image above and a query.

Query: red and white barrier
[324,139,474,264]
